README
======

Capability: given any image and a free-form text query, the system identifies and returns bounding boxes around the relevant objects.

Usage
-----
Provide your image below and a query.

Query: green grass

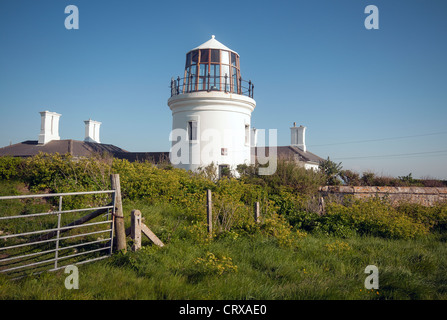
[1,198,446,300]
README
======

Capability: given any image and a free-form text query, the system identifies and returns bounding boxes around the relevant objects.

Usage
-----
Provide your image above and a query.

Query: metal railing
[170,74,254,98]
[0,190,115,278]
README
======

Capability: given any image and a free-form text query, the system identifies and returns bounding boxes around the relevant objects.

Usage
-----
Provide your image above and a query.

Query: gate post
[110,174,127,252]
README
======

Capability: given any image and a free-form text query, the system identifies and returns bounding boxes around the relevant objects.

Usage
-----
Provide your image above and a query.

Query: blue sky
[1,0,446,179]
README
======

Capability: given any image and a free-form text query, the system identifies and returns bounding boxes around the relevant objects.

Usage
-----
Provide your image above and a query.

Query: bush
[193,252,238,276]
[239,159,325,196]
[261,213,296,247]
[319,157,343,186]
[0,156,24,179]
[1,153,112,209]
[323,198,430,239]
[396,202,447,233]
[1,153,445,242]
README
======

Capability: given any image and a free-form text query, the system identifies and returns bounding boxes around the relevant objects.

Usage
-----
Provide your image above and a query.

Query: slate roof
[0,140,127,158]
[252,146,324,164]
[0,140,323,165]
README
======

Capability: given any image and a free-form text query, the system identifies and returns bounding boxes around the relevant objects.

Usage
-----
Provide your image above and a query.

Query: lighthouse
[168,36,256,176]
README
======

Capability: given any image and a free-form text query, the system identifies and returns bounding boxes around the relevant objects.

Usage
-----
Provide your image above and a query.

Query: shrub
[325,240,352,255]
[0,156,24,180]
[340,169,361,186]
[319,157,343,186]
[239,159,325,196]
[261,213,296,247]
[315,212,357,238]
[193,252,238,276]
[396,202,447,233]
[324,198,430,239]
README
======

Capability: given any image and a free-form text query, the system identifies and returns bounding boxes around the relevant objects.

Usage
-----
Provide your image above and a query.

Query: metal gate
[0,190,116,278]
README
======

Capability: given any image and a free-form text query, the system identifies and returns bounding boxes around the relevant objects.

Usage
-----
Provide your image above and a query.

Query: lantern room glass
[183,48,240,94]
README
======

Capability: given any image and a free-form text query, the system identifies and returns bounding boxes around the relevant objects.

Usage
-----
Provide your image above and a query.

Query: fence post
[254,202,260,223]
[318,197,325,216]
[131,210,142,252]
[206,189,212,235]
[110,174,127,252]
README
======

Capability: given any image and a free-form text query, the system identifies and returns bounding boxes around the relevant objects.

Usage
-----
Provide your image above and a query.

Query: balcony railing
[170,74,254,98]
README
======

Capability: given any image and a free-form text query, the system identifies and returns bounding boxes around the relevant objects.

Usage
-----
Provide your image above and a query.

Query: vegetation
[0,153,446,300]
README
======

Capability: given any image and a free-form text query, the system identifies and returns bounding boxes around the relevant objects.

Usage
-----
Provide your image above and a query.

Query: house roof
[0,140,323,166]
[253,146,324,164]
[0,140,127,158]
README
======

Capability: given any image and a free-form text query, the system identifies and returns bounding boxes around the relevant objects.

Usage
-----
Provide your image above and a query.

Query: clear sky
[1,0,446,179]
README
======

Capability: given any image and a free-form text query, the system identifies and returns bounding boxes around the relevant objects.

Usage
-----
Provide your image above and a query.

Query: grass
[1,179,447,300]
[1,199,446,300]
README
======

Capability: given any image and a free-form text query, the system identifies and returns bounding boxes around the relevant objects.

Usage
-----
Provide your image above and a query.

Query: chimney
[84,119,101,143]
[290,123,306,152]
[38,111,61,145]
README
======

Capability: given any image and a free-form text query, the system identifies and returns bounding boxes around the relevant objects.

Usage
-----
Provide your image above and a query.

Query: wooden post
[318,197,325,216]
[110,174,126,252]
[254,202,260,223]
[131,210,142,252]
[206,189,212,235]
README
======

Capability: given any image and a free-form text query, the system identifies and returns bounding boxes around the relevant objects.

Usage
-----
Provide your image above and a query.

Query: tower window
[211,49,220,63]
[192,51,199,64]
[245,124,249,145]
[178,45,249,96]
[188,121,197,141]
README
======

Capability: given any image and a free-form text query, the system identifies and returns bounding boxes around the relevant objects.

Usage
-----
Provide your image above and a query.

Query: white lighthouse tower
[168,36,256,176]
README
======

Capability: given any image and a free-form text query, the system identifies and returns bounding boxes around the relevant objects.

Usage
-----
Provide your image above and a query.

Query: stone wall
[319,186,447,206]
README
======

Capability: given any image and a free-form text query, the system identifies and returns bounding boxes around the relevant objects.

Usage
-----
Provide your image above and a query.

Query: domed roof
[189,35,238,55]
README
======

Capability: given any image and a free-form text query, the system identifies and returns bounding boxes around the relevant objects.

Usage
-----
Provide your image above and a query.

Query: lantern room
[171,35,254,98]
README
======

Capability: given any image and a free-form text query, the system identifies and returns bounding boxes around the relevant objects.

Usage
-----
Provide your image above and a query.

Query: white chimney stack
[38,111,61,145]
[84,119,101,143]
[290,122,306,152]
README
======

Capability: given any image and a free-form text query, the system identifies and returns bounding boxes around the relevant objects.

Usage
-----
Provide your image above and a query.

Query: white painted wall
[84,119,101,143]
[304,162,319,171]
[168,91,256,175]
[291,124,306,152]
[38,111,61,145]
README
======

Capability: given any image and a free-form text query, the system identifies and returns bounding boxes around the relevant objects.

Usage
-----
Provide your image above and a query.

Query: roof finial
[211,35,215,39]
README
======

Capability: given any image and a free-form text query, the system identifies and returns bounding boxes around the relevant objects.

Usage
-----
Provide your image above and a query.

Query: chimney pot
[84,119,102,143]
[290,124,306,152]
[38,111,61,145]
